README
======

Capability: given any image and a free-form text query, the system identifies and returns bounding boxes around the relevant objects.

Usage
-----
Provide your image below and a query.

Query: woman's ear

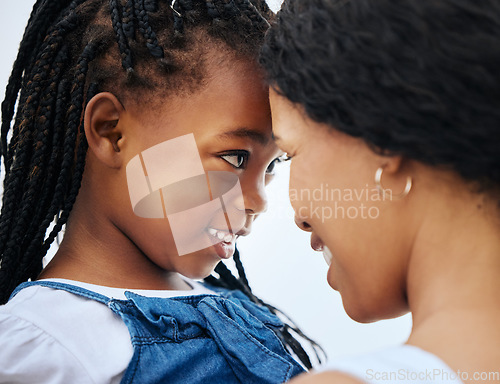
[376,155,413,197]
[84,92,126,169]
[380,155,405,175]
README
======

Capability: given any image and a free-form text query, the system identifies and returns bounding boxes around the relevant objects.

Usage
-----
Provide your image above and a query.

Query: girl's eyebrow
[217,127,270,146]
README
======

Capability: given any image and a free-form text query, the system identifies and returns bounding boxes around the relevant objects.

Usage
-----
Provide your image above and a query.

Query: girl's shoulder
[0,311,95,384]
[0,284,132,383]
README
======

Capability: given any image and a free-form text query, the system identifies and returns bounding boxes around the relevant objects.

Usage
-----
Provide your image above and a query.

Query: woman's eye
[266,153,292,175]
[266,159,279,175]
[220,152,248,169]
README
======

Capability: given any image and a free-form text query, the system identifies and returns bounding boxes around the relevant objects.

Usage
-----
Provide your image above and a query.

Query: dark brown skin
[270,89,500,383]
[39,60,281,291]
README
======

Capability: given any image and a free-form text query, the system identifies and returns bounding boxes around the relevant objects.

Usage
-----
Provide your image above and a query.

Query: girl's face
[269,89,412,323]
[111,62,282,280]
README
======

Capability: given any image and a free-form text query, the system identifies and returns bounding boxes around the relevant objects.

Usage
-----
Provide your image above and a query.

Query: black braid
[172,0,185,32]
[233,246,250,288]
[205,247,326,368]
[205,0,221,19]
[0,0,319,368]
[235,0,270,28]
[40,50,99,256]
[19,47,71,279]
[0,11,79,269]
[221,0,242,18]
[110,0,134,71]
[122,0,136,38]
[144,0,158,12]
[135,1,164,58]
[0,0,76,166]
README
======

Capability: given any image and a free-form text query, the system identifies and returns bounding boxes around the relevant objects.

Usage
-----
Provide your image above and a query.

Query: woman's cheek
[288,158,315,221]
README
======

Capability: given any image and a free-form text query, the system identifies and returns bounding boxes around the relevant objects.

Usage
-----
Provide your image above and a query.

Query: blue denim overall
[11,281,305,384]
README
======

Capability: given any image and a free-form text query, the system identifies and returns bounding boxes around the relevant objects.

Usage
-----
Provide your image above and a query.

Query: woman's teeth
[323,246,333,266]
[207,228,235,243]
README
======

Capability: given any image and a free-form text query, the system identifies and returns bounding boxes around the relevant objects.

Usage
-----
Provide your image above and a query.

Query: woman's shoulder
[291,371,364,384]
[293,345,463,384]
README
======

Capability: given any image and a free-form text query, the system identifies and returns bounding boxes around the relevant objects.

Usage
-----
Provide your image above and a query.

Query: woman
[0,0,319,382]
[260,0,500,383]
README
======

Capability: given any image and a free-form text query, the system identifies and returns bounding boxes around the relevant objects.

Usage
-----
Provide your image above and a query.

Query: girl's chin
[175,252,228,280]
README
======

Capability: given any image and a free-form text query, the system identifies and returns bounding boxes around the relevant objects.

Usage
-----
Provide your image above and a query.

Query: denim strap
[10,280,111,305]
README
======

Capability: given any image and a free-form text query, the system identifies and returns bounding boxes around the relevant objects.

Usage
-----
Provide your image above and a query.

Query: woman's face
[269,89,412,322]
[111,62,283,280]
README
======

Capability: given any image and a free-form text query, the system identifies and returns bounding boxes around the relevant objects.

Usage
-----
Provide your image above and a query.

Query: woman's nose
[294,214,313,232]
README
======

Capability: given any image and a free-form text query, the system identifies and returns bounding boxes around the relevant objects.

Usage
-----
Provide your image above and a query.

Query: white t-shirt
[0,278,214,384]
[318,344,463,384]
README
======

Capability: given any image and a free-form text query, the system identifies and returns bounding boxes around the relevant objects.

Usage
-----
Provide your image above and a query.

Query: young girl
[0,0,319,382]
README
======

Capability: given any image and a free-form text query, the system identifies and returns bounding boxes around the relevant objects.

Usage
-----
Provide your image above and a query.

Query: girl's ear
[84,92,126,169]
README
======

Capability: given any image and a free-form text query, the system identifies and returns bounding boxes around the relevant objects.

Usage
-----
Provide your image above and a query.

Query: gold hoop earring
[375,167,412,200]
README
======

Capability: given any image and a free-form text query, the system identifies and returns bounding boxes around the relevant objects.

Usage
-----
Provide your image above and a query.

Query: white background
[0,0,412,362]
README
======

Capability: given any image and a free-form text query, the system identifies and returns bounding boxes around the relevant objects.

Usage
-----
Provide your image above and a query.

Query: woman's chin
[342,298,409,324]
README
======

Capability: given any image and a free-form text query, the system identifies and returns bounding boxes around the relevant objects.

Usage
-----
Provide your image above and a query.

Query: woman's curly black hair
[260,0,500,196]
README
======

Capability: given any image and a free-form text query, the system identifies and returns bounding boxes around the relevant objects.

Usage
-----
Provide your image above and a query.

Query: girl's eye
[220,152,248,169]
[266,153,292,175]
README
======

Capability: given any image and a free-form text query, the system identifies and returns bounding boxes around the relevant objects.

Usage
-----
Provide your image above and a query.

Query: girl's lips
[206,227,237,259]
[212,241,235,259]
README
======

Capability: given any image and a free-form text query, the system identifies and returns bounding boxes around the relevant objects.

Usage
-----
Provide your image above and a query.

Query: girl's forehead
[127,65,270,131]
[124,84,272,152]
[128,59,267,109]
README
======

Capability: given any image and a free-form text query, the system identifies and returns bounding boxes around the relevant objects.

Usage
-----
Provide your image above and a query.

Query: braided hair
[0,0,323,368]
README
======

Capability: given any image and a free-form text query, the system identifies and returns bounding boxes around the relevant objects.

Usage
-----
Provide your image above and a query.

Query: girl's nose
[243,181,268,216]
